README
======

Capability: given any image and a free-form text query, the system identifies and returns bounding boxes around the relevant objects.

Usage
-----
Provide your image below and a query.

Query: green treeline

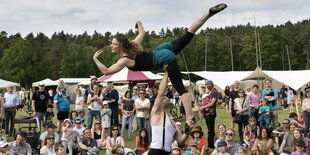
[0,20,309,87]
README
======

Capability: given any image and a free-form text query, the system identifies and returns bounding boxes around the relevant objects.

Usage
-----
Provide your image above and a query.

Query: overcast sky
[1,0,309,37]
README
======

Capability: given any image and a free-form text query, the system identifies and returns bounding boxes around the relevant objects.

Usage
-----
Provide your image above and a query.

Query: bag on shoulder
[234,113,242,123]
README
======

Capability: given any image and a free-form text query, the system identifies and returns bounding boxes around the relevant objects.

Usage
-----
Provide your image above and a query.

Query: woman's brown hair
[113,34,142,57]
[44,133,55,146]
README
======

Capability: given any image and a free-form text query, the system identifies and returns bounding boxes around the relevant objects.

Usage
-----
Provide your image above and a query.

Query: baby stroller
[14,111,41,154]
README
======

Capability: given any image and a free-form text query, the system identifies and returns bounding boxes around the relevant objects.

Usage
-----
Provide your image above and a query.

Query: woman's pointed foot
[209,3,227,15]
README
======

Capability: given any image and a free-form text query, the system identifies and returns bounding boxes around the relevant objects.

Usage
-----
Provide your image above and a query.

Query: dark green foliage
[0,19,309,88]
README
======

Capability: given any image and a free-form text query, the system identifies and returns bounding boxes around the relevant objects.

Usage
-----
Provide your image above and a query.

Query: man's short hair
[226,128,235,135]
[18,131,28,139]
[55,144,64,152]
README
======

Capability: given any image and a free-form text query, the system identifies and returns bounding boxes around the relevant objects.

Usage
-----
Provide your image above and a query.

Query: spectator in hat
[0,141,12,155]
[200,80,218,148]
[8,131,32,155]
[40,124,60,146]
[61,119,74,155]
[188,126,207,153]
[186,141,200,155]
[291,140,307,155]
[89,75,98,94]
[211,140,230,155]
[3,84,19,136]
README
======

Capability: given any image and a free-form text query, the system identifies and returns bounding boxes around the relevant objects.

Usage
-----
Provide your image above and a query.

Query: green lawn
[11,104,290,154]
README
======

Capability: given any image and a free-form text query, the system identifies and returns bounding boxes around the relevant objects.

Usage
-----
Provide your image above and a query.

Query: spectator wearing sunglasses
[40,133,56,155]
[212,128,240,155]
[106,125,125,155]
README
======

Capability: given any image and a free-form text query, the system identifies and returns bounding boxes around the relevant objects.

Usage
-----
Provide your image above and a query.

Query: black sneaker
[209,3,227,14]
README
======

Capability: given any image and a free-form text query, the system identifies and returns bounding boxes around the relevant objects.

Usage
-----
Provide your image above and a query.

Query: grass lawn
[10,104,289,154]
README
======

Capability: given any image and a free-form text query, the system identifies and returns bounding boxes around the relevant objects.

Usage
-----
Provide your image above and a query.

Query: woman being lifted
[93,3,227,127]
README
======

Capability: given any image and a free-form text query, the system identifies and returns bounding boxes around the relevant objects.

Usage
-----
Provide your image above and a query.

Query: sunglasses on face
[112,128,118,131]
[96,122,101,125]
[225,133,234,136]
[283,122,288,124]
[76,122,81,124]
[47,137,55,140]
[139,93,145,94]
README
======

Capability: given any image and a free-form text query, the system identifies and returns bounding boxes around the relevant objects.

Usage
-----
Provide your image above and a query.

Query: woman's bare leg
[188,3,227,33]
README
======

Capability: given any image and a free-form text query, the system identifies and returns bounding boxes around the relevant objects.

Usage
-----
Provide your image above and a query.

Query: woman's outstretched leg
[188,3,227,33]
[167,60,194,126]
[171,3,227,54]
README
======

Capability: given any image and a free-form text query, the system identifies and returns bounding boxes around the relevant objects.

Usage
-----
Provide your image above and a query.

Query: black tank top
[94,130,101,140]
[123,52,153,71]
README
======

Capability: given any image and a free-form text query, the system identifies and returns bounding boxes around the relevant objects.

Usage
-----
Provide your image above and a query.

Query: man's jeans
[121,114,134,137]
[88,110,101,128]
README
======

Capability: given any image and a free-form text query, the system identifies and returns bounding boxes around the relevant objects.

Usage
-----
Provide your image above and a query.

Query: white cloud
[0,0,309,37]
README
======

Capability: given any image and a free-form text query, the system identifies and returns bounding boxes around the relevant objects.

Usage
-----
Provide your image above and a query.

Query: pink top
[247,93,261,108]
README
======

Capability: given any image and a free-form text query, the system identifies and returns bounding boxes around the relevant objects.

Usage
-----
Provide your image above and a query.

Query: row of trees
[0,19,309,88]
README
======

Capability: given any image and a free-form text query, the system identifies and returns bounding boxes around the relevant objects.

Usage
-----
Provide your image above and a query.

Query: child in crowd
[134,128,149,155]
[55,144,65,155]
[243,125,256,148]
[258,98,271,128]
[186,141,200,155]
[213,141,230,155]
[61,119,74,155]
[291,140,307,155]
[69,111,78,123]
[101,101,112,138]
[214,131,225,148]
[56,80,65,95]
[45,104,54,128]
[77,110,86,126]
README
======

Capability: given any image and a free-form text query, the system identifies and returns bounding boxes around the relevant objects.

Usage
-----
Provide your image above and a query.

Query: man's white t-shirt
[87,94,103,111]
[135,98,150,118]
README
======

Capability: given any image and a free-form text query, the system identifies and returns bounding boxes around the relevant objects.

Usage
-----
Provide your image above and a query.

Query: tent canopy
[97,67,162,82]
[0,79,20,88]
[242,67,310,90]
[191,71,252,89]
[32,78,58,87]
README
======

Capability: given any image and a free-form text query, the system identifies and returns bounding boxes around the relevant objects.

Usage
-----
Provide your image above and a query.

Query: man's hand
[93,50,104,59]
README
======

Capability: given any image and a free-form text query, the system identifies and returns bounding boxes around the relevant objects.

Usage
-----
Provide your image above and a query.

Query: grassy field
[10,104,290,154]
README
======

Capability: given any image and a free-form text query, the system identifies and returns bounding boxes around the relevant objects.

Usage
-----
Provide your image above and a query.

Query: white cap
[103,101,108,105]
[64,119,72,124]
[0,141,9,147]
[90,75,97,80]
[39,82,45,86]
[202,94,208,98]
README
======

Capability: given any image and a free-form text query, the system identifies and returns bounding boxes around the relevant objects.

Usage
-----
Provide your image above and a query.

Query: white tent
[168,79,193,87]
[32,78,58,87]
[191,71,252,90]
[0,79,20,88]
[242,67,310,90]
